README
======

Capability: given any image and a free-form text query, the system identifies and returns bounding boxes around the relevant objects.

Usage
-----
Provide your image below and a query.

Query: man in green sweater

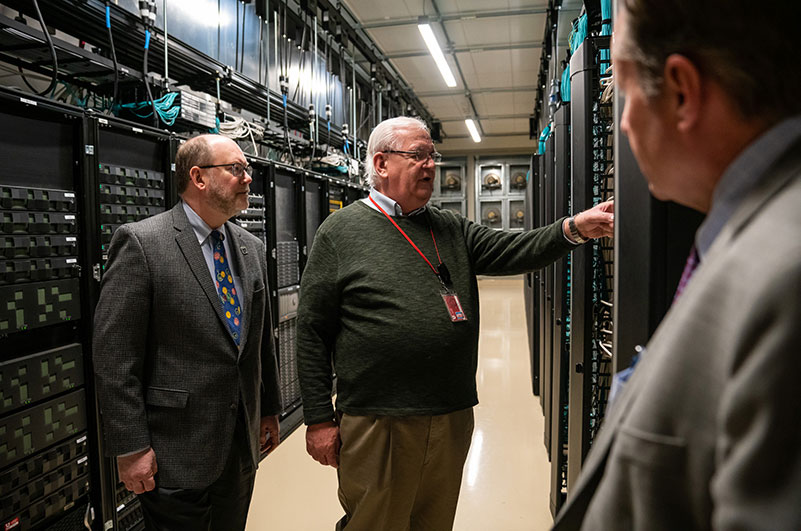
[297,116,614,530]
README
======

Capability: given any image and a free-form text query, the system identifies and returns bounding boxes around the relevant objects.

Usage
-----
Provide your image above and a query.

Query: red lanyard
[369,196,443,276]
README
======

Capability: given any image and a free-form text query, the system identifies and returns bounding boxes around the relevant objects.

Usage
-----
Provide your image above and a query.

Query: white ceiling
[342,0,555,152]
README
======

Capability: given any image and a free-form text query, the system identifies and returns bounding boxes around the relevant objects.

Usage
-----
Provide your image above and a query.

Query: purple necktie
[673,246,700,303]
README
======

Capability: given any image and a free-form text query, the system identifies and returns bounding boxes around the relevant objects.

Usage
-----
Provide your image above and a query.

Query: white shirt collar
[362,188,427,217]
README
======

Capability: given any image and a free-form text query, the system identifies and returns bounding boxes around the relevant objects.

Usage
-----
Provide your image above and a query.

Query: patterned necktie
[210,230,242,345]
[673,245,700,303]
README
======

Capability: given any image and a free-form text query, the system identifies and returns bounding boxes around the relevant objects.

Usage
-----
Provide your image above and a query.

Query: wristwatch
[568,216,589,244]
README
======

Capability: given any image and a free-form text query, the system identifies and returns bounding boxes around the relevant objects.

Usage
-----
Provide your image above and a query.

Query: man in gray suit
[93,134,282,530]
[553,1,801,530]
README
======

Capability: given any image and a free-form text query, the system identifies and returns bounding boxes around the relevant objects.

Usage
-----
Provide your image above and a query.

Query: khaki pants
[337,408,475,531]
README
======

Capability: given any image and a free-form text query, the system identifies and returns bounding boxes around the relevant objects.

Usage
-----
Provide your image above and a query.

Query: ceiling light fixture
[465,119,481,142]
[417,17,457,88]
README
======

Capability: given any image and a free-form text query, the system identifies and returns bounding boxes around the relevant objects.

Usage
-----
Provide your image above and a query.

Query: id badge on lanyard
[437,262,467,322]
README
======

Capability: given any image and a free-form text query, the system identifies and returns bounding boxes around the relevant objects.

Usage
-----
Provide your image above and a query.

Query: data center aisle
[246,275,552,531]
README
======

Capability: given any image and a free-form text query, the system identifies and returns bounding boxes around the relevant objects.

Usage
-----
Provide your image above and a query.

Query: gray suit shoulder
[227,219,266,249]
[124,207,175,231]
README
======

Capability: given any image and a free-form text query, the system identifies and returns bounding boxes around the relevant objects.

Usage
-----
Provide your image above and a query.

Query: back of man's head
[175,135,215,195]
[365,116,429,187]
[619,0,801,125]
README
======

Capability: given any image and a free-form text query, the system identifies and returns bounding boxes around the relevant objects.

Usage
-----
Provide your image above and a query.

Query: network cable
[139,0,159,127]
[218,116,265,154]
[119,92,180,126]
[19,0,58,97]
[105,1,119,109]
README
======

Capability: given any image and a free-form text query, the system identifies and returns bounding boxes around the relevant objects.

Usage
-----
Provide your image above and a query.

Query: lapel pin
[240,246,248,255]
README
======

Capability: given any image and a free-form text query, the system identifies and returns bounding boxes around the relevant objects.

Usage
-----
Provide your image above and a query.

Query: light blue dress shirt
[182,201,245,332]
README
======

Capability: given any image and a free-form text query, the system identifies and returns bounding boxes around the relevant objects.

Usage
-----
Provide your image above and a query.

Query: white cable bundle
[218,116,266,154]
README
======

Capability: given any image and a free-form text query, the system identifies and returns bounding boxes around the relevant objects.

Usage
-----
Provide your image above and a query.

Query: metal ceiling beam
[443,132,532,139]
[358,8,548,30]
[427,0,484,136]
[385,41,541,59]
[333,1,436,124]
[438,113,530,123]
[417,86,538,98]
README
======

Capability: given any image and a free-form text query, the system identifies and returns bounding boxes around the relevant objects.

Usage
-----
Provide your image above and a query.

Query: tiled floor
[246,276,553,530]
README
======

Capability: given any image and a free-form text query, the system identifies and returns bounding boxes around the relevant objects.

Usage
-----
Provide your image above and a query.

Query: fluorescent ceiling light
[171,0,229,27]
[465,119,481,143]
[417,22,457,88]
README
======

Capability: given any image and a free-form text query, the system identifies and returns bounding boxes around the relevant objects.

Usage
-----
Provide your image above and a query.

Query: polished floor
[246,276,553,530]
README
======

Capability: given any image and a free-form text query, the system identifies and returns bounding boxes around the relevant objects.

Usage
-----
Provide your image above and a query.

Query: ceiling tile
[419,94,468,117]
[513,90,537,114]
[444,14,544,48]
[508,0,550,7]
[440,121,460,137]
[343,0,420,24]
[368,25,427,56]
[481,118,528,135]
[389,56,465,92]
[344,0,550,132]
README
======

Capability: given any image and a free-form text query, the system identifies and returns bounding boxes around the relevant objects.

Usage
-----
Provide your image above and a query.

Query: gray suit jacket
[93,202,281,488]
[553,145,801,530]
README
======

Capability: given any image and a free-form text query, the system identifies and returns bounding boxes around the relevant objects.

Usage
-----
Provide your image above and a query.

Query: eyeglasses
[383,149,442,163]
[197,162,253,178]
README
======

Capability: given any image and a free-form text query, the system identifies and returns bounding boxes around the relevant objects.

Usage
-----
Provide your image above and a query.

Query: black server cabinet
[327,181,345,214]
[537,155,547,411]
[523,155,540,397]
[541,134,555,459]
[567,36,614,490]
[0,89,92,530]
[268,164,304,437]
[343,183,363,206]
[89,116,175,531]
[234,154,268,248]
[549,104,571,516]
[613,132,704,371]
[301,174,327,274]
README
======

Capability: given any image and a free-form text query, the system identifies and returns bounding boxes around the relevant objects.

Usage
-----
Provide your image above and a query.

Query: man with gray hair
[553,1,801,529]
[297,116,614,530]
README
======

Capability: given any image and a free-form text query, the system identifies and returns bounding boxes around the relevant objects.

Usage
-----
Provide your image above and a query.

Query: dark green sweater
[297,201,573,425]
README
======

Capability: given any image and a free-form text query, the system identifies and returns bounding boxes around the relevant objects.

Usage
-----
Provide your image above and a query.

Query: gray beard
[207,181,245,220]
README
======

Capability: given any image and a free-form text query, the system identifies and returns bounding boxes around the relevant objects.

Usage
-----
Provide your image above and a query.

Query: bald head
[176,134,235,194]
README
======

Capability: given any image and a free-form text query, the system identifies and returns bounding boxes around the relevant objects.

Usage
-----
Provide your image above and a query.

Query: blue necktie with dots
[210,230,242,345]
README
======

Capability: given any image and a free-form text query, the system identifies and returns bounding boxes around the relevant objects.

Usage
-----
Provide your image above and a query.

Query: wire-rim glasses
[383,149,442,163]
[197,162,253,178]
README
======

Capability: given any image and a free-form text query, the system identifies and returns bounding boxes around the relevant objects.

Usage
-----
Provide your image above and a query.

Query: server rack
[549,104,571,515]
[541,135,555,459]
[234,153,268,249]
[90,114,175,531]
[612,129,704,372]
[0,88,92,530]
[523,155,540,396]
[328,182,345,214]
[566,36,614,490]
[343,183,364,207]
[536,154,548,408]
[301,173,327,274]
[268,163,304,437]
[0,84,368,529]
